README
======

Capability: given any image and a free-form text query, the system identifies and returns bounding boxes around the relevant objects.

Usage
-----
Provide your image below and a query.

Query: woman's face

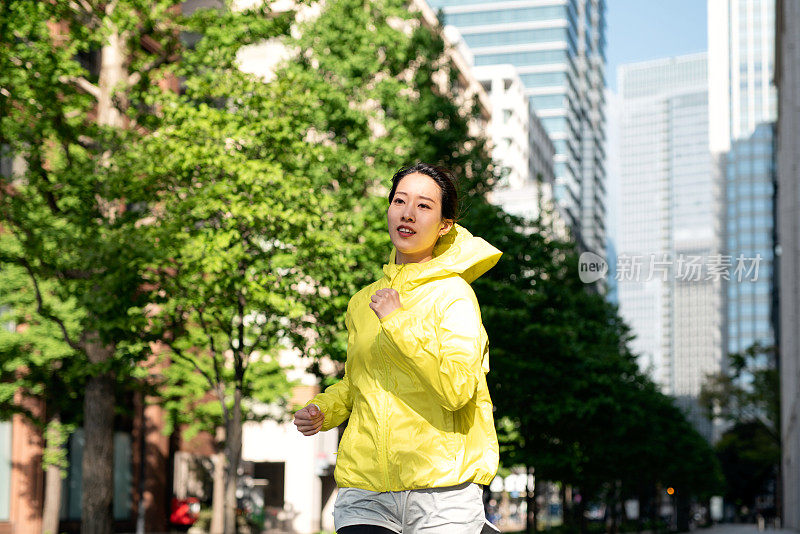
[387,172,452,264]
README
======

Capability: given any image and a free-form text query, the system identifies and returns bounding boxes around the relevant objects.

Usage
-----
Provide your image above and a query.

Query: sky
[603,1,709,246]
[604,0,708,92]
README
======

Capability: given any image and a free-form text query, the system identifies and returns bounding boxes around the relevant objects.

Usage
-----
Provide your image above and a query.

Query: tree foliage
[0,0,727,532]
[283,0,723,528]
[700,343,780,518]
[1,1,184,531]
[700,342,779,435]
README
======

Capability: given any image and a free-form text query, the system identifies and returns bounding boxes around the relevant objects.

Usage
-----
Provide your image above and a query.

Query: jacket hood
[382,223,502,290]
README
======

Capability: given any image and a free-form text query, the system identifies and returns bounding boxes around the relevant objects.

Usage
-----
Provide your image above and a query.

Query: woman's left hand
[369,288,401,320]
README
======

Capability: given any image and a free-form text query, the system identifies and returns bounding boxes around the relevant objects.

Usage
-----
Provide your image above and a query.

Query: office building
[473,64,563,236]
[709,0,778,359]
[617,54,721,439]
[723,124,777,358]
[776,0,800,527]
[708,0,777,154]
[430,0,607,254]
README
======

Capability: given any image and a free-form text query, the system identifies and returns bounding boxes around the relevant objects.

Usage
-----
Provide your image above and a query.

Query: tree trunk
[42,462,63,534]
[776,459,782,527]
[578,497,587,534]
[224,389,243,534]
[81,370,115,534]
[650,486,658,532]
[97,29,126,127]
[608,480,621,534]
[42,415,64,534]
[527,468,537,533]
[675,490,690,532]
[81,11,127,532]
[211,449,225,534]
[635,489,646,533]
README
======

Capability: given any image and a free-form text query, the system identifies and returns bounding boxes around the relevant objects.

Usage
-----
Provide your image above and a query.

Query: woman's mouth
[397,226,416,237]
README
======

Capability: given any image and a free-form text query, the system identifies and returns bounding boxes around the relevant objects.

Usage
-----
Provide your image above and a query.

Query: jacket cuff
[305,399,324,414]
[379,306,403,325]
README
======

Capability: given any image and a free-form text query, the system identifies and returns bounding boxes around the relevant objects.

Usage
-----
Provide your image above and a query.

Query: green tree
[247,1,722,532]
[700,342,779,435]
[0,265,86,534]
[130,3,387,531]
[700,342,780,519]
[466,206,722,532]
[282,0,504,377]
[0,1,188,531]
[715,421,779,516]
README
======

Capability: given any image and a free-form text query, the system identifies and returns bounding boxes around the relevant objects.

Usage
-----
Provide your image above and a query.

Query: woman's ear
[439,219,454,236]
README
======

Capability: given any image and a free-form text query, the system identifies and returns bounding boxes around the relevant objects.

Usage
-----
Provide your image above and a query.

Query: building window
[518,71,569,89]
[0,421,10,521]
[531,94,566,111]
[473,46,568,66]
[60,429,133,521]
[445,5,567,27]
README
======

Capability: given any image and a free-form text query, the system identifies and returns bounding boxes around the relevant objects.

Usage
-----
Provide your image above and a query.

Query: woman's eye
[419,204,430,209]
[394,198,404,204]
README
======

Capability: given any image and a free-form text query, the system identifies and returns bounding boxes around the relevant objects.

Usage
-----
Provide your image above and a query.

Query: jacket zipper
[380,263,405,489]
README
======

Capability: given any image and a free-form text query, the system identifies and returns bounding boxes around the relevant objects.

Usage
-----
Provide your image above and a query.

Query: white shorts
[333,481,500,534]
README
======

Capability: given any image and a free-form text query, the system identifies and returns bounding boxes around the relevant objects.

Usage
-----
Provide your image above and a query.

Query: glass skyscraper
[709,0,777,153]
[618,54,720,440]
[724,123,777,356]
[429,0,607,255]
[709,0,778,408]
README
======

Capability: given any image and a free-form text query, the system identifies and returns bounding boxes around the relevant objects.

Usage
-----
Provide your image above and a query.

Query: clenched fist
[294,404,325,436]
[369,288,401,320]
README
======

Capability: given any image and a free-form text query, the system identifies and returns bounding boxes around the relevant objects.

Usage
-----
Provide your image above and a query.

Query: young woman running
[293,163,502,534]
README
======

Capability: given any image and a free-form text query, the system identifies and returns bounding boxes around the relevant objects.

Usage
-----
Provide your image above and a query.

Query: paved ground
[495,524,797,534]
[702,524,796,534]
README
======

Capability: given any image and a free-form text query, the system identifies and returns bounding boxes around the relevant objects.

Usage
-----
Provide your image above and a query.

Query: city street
[702,525,795,534]
[2,0,799,533]
[703,523,797,534]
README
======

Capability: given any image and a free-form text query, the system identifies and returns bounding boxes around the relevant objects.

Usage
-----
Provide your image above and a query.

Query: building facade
[775,0,800,527]
[429,0,607,254]
[472,64,561,234]
[709,0,779,365]
[617,54,721,439]
[708,0,777,154]
[723,123,777,358]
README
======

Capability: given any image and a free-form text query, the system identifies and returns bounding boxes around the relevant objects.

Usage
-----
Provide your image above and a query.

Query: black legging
[338,525,396,534]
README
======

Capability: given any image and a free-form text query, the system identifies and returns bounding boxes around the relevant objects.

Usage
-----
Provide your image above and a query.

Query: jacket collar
[381,223,502,290]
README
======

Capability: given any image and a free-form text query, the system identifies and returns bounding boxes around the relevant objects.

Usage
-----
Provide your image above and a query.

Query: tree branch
[162,339,217,393]
[105,0,120,17]
[19,258,85,352]
[67,0,104,27]
[26,149,62,215]
[2,251,96,281]
[243,325,270,359]
[0,218,98,280]
[59,76,101,100]
[195,307,230,424]
[127,52,179,86]
[235,287,246,382]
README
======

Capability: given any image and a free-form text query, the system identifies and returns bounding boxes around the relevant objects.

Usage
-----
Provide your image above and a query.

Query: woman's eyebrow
[395,191,437,203]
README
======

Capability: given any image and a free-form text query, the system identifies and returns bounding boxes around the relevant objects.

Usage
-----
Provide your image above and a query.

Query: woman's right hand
[293,404,325,436]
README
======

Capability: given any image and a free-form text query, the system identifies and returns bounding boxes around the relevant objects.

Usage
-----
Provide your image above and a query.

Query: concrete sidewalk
[699,525,796,534]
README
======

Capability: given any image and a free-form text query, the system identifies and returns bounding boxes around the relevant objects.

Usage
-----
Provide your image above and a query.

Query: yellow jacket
[308,224,503,491]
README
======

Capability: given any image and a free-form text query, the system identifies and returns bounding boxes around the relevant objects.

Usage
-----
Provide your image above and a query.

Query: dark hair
[388,163,460,222]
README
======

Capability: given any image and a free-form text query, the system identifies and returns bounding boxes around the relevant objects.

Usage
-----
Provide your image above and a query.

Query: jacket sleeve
[376,293,483,411]
[305,305,355,431]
